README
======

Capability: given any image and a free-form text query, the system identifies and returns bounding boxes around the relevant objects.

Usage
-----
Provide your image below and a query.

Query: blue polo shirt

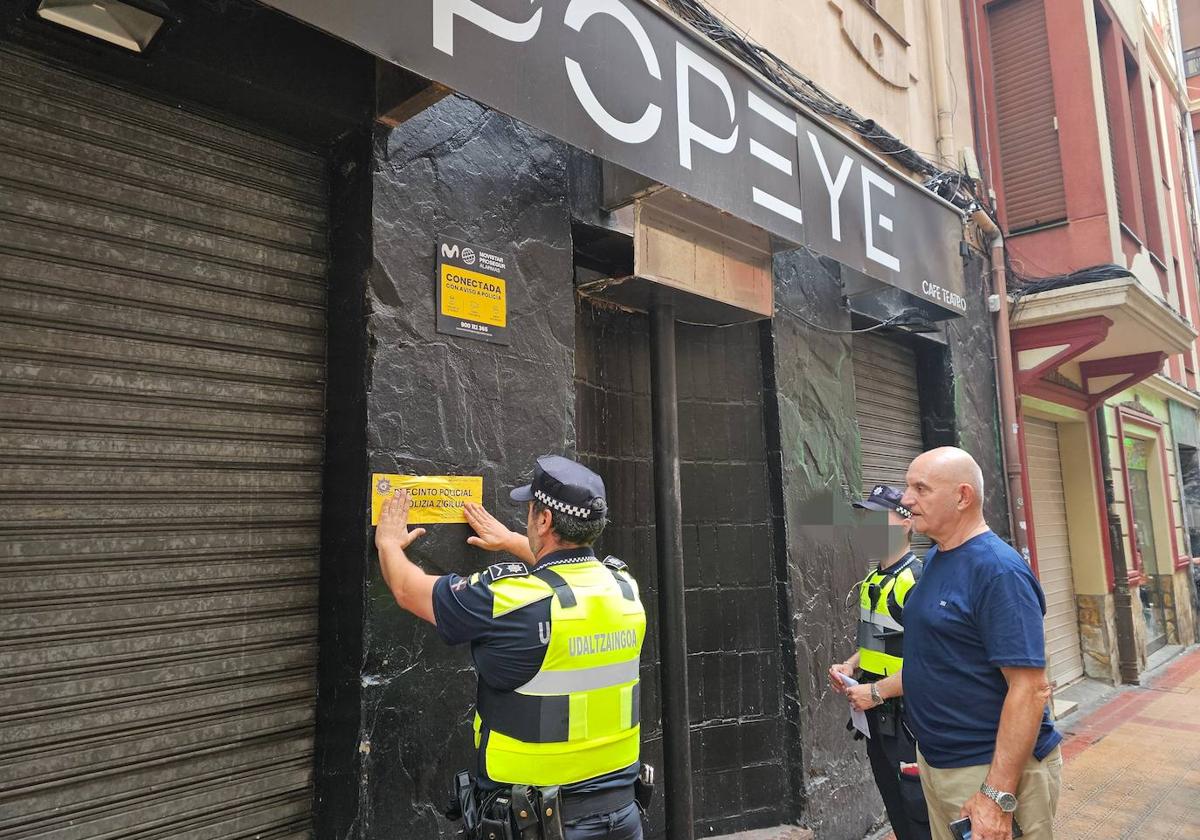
[902,531,1061,768]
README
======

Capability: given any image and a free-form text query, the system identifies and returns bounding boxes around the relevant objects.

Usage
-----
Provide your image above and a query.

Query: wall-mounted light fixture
[36,0,169,53]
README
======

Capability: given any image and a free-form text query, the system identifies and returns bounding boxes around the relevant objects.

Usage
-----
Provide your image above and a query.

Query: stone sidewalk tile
[871,648,1200,840]
[1052,648,1200,839]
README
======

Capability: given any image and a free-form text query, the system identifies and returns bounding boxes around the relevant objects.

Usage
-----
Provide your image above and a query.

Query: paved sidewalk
[869,646,1200,840]
[1053,647,1200,839]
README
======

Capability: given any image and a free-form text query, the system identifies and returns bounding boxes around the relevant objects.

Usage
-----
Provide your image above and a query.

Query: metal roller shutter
[1025,417,1085,687]
[987,0,1067,232]
[0,47,327,840]
[853,333,929,555]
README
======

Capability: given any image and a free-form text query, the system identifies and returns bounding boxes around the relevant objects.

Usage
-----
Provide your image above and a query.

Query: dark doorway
[575,299,791,838]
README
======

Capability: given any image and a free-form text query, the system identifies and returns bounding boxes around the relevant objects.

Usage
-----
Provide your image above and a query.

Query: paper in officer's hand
[837,672,871,739]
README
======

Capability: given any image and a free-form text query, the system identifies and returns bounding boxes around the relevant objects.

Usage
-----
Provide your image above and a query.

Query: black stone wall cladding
[320,92,1004,840]
[315,130,374,840]
[947,251,1010,541]
[913,250,1009,540]
[676,322,789,836]
[342,95,578,839]
[766,250,882,840]
[763,249,1008,840]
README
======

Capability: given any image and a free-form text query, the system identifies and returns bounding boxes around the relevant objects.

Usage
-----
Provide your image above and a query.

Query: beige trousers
[917,747,1062,840]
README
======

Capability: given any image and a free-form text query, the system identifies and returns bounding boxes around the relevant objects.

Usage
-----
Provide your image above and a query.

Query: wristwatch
[869,683,883,706]
[980,782,1018,813]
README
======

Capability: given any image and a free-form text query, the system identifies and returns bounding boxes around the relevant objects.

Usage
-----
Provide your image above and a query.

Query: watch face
[998,793,1018,812]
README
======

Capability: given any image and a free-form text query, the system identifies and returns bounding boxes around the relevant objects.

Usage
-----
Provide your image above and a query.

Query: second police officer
[829,484,932,840]
[375,455,650,840]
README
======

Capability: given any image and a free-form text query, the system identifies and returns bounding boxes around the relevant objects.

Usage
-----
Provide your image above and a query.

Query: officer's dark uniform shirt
[432,546,639,793]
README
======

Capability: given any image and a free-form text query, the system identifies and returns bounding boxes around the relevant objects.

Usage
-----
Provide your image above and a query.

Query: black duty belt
[560,785,635,822]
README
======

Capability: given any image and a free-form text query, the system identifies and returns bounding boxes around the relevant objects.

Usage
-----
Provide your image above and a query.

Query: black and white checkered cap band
[870,485,912,519]
[534,489,594,520]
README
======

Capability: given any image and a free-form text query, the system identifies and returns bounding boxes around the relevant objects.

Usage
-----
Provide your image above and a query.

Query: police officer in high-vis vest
[375,455,648,840]
[828,485,931,840]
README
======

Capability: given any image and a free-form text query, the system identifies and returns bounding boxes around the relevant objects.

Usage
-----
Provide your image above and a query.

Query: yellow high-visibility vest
[857,553,921,678]
[475,557,645,786]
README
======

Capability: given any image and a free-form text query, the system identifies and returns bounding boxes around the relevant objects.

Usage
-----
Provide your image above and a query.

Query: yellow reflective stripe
[859,648,903,677]
[490,575,554,617]
[859,578,873,611]
[620,684,634,731]
[858,564,907,678]
[569,693,588,741]
[892,568,918,605]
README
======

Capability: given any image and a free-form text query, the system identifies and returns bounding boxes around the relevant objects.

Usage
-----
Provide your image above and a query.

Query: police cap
[510,455,608,521]
[852,484,912,519]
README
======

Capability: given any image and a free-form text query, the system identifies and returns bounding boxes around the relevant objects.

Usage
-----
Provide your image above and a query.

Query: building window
[1184,46,1200,78]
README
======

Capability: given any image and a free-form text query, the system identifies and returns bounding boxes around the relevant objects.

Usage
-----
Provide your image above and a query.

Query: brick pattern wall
[677,322,788,835]
[575,302,666,834]
[575,301,789,838]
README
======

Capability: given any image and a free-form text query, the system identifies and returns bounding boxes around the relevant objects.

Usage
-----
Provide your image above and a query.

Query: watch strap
[980,782,1018,812]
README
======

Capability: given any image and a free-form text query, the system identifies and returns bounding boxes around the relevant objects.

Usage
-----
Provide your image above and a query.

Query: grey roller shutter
[0,46,327,839]
[853,333,929,555]
[1025,417,1085,687]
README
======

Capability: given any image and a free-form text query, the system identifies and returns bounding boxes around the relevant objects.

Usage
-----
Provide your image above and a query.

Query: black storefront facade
[0,2,1006,840]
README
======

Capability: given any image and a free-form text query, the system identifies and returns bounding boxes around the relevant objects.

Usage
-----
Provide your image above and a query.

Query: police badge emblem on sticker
[369,474,483,525]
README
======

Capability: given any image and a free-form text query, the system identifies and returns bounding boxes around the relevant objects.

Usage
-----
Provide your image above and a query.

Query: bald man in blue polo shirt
[851,447,1061,840]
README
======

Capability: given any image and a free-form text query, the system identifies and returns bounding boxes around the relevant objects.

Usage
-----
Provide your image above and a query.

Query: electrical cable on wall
[776,304,919,335]
[654,0,1017,337]
[662,0,987,211]
[1006,258,1134,323]
[663,5,1148,350]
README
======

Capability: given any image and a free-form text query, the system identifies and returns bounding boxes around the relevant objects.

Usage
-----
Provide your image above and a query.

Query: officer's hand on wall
[375,490,427,554]
[464,503,525,554]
